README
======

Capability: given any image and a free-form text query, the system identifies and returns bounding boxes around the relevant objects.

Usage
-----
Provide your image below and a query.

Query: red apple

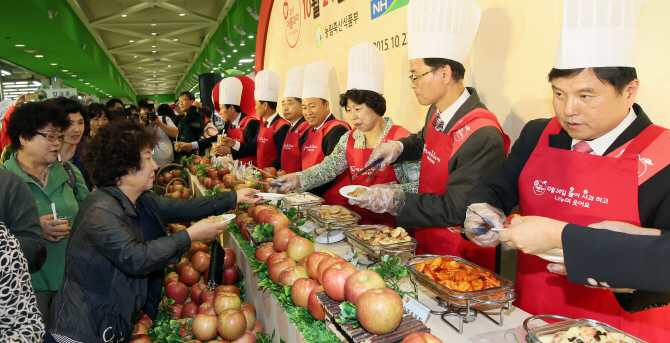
[223,248,236,269]
[240,303,256,331]
[217,308,247,341]
[256,208,278,225]
[278,266,309,286]
[202,177,212,189]
[247,204,257,216]
[133,322,148,335]
[357,288,403,335]
[251,205,274,222]
[211,179,224,190]
[252,320,263,334]
[308,285,326,320]
[268,257,297,283]
[266,252,287,266]
[191,251,211,273]
[129,334,152,343]
[254,242,276,262]
[217,168,230,179]
[168,303,183,318]
[198,300,216,315]
[188,241,209,257]
[344,270,387,306]
[214,285,240,296]
[158,176,165,186]
[182,301,199,318]
[164,272,180,287]
[273,229,297,252]
[286,236,315,263]
[240,218,254,240]
[222,174,238,189]
[224,266,239,285]
[305,252,331,280]
[232,331,257,343]
[171,191,182,199]
[164,172,174,183]
[179,266,201,286]
[200,157,211,165]
[190,283,206,305]
[199,287,216,304]
[191,314,218,340]
[206,168,218,180]
[322,262,357,301]
[277,170,287,177]
[401,332,444,343]
[172,224,187,233]
[299,254,309,269]
[266,213,290,234]
[213,292,241,315]
[236,213,249,228]
[166,281,189,304]
[181,189,191,199]
[173,184,184,192]
[317,256,347,284]
[172,169,183,178]
[262,167,278,177]
[292,278,320,308]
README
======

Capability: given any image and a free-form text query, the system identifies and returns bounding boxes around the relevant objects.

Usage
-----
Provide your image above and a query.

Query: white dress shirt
[571,107,636,156]
[313,114,333,131]
[435,87,471,131]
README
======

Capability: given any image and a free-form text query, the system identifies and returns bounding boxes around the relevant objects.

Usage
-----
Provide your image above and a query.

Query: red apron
[517,117,670,342]
[301,119,351,170]
[227,115,258,166]
[415,108,510,272]
[257,117,290,169]
[321,125,411,227]
[281,120,311,173]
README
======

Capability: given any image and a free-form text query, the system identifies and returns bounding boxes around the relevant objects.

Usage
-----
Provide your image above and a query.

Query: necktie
[572,141,593,154]
[230,123,236,129]
[434,112,446,132]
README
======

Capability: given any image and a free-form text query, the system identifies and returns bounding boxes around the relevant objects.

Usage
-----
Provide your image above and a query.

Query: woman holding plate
[274,43,420,227]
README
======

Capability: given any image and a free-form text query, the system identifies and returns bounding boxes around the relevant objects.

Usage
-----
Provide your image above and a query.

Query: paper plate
[315,231,345,244]
[537,248,564,263]
[256,193,286,201]
[339,185,370,200]
[212,214,236,224]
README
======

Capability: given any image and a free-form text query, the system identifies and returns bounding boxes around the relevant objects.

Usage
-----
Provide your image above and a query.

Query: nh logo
[371,0,409,20]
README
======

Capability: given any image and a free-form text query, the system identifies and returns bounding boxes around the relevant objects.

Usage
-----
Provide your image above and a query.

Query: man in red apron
[281,66,310,174]
[213,77,260,165]
[464,1,670,340]
[353,0,508,271]
[296,62,350,196]
[254,70,290,170]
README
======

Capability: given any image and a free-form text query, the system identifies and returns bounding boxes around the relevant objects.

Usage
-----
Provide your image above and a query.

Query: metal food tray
[344,225,417,260]
[280,192,325,221]
[524,315,647,343]
[406,255,516,307]
[307,205,361,230]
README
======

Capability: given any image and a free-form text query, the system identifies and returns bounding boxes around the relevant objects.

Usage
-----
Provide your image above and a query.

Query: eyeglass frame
[409,69,435,86]
[177,98,194,104]
[34,132,65,142]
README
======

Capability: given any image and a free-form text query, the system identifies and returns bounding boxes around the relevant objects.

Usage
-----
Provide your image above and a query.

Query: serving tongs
[248,164,278,179]
[466,206,508,235]
[351,158,383,182]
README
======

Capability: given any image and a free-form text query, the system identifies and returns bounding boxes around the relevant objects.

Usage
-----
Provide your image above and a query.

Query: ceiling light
[62,69,68,72]
[134,55,137,58]
[247,7,259,20]
[247,69,250,72]
[179,13,185,16]
[218,63,221,66]
[0,70,11,76]
[240,39,245,46]
[151,23,156,26]
[121,14,127,17]
[35,55,43,58]
[24,49,38,53]
[153,70,156,73]
[238,63,242,66]
[151,33,156,36]
[239,59,253,63]
[249,35,254,39]
[152,51,156,53]
[251,54,255,57]
[79,79,83,81]
[227,55,231,58]
[152,45,156,47]
[85,82,90,85]
[233,25,246,36]
[215,46,224,55]
[15,44,25,47]
[50,63,57,65]
[139,67,141,68]
[173,38,178,41]
[223,37,234,47]
[72,75,76,77]
[167,65,171,67]
[233,50,238,53]
[129,40,134,43]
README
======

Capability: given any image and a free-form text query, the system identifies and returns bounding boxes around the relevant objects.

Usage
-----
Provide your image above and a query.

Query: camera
[148,112,158,122]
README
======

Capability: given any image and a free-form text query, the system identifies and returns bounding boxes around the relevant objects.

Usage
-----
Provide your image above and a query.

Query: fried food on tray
[540,325,636,343]
[346,187,368,198]
[284,193,321,204]
[352,227,412,245]
[415,257,502,293]
[313,206,357,221]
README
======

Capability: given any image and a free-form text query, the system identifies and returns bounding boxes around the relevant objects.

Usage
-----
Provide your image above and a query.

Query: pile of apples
[234,203,292,242]
[159,170,194,199]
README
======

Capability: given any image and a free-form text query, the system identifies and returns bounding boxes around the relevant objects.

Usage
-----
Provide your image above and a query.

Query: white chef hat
[254,70,281,102]
[347,42,385,95]
[218,77,243,106]
[283,66,305,99]
[302,61,329,100]
[554,0,642,69]
[407,0,482,64]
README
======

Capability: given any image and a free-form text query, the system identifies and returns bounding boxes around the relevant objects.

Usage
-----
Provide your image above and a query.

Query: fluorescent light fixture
[251,54,255,57]
[62,70,68,72]
[151,23,156,26]
[167,65,171,67]
[50,63,57,65]
[15,44,25,47]
[151,33,156,36]
[139,67,141,68]
[240,39,245,46]
[1,70,11,76]
[78,79,83,81]
[233,50,237,53]
[223,37,235,47]
[227,55,231,58]
[179,13,185,16]
[233,25,246,35]
[173,38,178,41]
[85,83,90,85]
[129,40,134,42]
[134,55,137,58]
[152,45,156,47]
[121,14,127,17]
[247,7,259,20]
[238,59,253,63]
[249,35,254,39]
[152,51,156,53]
[35,55,43,58]
[72,75,77,77]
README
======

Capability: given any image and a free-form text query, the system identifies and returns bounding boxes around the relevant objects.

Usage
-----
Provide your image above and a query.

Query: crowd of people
[1,0,670,342]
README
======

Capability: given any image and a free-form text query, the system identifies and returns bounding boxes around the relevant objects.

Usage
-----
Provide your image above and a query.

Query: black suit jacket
[195,113,261,159]
[263,115,291,170]
[298,115,350,196]
[467,104,670,312]
[394,88,507,228]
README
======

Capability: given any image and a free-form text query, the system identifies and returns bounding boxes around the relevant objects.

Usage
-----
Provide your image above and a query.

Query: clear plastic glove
[547,263,567,275]
[463,203,506,247]
[349,184,403,215]
[273,173,300,193]
[366,141,403,169]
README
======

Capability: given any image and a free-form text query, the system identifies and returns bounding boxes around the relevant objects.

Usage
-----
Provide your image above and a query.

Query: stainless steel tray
[524,315,646,343]
[344,225,417,259]
[280,192,325,221]
[307,205,361,230]
[407,255,516,307]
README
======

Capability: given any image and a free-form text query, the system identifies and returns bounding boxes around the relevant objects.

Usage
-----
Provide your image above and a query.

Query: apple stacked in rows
[160,169,194,199]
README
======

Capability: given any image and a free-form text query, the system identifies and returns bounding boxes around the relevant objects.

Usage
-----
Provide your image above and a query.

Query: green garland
[226,222,341,343]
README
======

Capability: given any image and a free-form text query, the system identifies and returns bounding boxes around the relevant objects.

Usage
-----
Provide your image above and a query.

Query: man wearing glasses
[175,91,204,157]
[352,0,508,270]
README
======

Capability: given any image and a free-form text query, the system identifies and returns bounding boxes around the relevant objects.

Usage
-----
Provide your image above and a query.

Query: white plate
[212,214,236,224]
[537,248,564,263]
[339,185,370,200]
[256,193,286,201]
[315,230,345,244]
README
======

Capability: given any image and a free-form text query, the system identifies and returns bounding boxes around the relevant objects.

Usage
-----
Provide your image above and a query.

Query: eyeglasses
[178,99,193,104]
[34,132,65,142]
[409,70,434,86]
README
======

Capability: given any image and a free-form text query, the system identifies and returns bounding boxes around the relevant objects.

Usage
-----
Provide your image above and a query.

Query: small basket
[155,163,186,195]
[163,177,187,197]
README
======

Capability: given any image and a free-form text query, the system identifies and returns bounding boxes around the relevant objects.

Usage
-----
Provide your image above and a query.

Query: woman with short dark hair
[48,119,261,342]
[51,97,93,191]
[87,103,111,136]
[0,101,90,329]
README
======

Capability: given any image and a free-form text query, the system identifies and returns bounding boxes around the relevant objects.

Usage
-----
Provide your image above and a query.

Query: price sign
[402,295,430,323]
[343,250,359,266]
[299,221,319,233]
[44,88,78,99]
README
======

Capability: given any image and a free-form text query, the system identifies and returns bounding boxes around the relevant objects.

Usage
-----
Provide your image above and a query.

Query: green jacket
[0,154,89,291]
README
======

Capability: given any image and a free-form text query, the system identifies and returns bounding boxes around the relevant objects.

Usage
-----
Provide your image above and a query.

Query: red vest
[321,125,411,227]
[415,108,510,272]
[257,116,290,169]
[517,117,670,342]
[227,115,258,166]
[301,119,351,170]
[281,120,311,173]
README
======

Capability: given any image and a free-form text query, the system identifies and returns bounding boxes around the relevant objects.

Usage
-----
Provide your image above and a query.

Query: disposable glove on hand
[349,184,403,215]
[463,203,506,247]
[367,141,403,169]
